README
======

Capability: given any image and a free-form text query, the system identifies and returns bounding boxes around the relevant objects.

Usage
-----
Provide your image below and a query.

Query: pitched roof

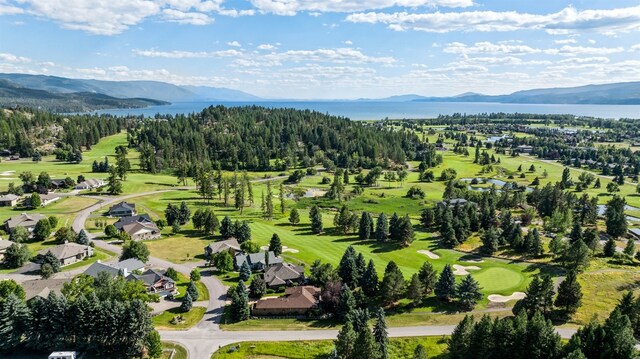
[126,269,174,287]
[114,214,152,230]
[121,221,159,236]
[0,194,19,201]
[114,258,145,272]
[253,286,320,310]
[264,263,304,287]
[109,201,136,213]
[235,251,283,267]
[206,238,241,253]
[4,213,47,229]
[83,261,121,278]
[0,239,14,251]
[40,193,61,201]
[38,242,90,260]
[21,278,69,300]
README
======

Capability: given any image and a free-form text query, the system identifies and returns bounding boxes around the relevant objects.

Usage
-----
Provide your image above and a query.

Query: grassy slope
[152,306,207,330]
[212,336,448,359]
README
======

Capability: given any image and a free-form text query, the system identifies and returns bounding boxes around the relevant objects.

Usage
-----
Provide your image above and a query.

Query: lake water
[90,101,640,120]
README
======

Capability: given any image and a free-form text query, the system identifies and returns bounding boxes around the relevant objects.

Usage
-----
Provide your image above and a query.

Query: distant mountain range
[0,79,167,113]
[2,72,640,113]
[372,82,640,105]
[0,73,262,103]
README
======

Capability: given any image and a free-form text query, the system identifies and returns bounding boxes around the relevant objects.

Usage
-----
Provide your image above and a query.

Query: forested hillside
[132,105,421,172]
[0,108,125,157]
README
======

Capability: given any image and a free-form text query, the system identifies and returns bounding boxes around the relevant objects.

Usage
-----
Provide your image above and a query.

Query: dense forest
[0,108,125,157]
[131,105,421,172]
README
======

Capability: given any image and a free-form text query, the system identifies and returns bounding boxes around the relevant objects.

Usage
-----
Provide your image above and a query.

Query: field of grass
[152,306,207,330]
[173,272,210,301]
[211,336,448,358]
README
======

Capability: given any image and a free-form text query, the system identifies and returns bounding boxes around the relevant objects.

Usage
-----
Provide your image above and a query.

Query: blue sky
[1,0,640,99]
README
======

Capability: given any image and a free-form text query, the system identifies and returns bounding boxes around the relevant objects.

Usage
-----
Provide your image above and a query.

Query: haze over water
[92,101,640,121]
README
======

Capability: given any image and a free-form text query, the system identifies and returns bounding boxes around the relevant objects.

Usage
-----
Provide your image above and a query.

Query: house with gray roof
[114,214,153,230]
[0,194,20,207]
[263,262,305,289]
[235,251,283,271]
[108,201,136,217]
[126,269,176,298]
[204,238,241,258]
[37,242,93,266]
[21,278,69,300]
[4,213,47,233]
[75,178,105,190]
[83,259,146,279]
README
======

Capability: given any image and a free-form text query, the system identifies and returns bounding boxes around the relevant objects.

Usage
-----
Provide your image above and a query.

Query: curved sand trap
[488,292,526,303]
[417,250,440,259]
[452,264,481,275]
[260,245,300,254]
[0,171,15,176]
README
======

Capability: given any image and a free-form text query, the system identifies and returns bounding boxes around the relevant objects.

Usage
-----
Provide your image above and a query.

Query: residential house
[40,193,61,207]
[114,214,153,230]
[75,178,105,190]
[252,286,321,316]
[108,201,136,217]
[121,221,161,240]
[37,242,93,267]
[516,145,534,154]
[0,239,14,262]
[4,213,47,233]
[126,269,176,298]
[83,258,146,279]
[21,278,69,300]
[235,251,283,271]
[204,238,241,257]
[263,262,305,289]
[50,179,68,189]
[0,194,20,207]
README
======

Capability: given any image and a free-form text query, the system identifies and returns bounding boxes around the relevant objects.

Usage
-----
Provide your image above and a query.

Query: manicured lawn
[162,342,188,359]
[174,272,210,301]
[211,336,448,358]
[152,306,206,330]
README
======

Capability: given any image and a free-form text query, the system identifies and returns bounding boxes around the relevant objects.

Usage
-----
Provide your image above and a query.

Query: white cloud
[133,48,243,58]
[444,41,542,55]
[552,45,624,56]
[227,41,242,47]
[344,40,353,45]
[264,48,396,64]
[250,0,473,16]
[631,44,640,52]
[554,39,576,44]
[1,0,250,35]
[0,53,31,63]
[257,43,277,50]
[346,5,640,34]
[162,9,212,25]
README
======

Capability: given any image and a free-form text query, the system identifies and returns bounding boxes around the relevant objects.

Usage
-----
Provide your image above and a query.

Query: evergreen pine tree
[418,261,437,295]
[380,261,405,304]
[623,238,635,257]
[337,285,356,322]
[310,205,323,234]
[603,238,616,257]
[288,208,300,225]
[481,227,499,255]
[373,308,389,359]
[220,216,234,239]
[360,259,379,296]
[389,212,400,240]
[335,320,356,358]
[435,264,456,302]
[269,233,283,257]
[375,213,389,242]
[554,270,582,314]
[407,273,424,306]
[249,276,266,298]
[239,261,252,282]
[231,281,250,322]
[187,281,199,301]
[358,212,373,240]
[0,293,29,351]
[413,344,428,359]
[338,246,358,288]
[76,229,90,245]
[447,315,474,359]
[353,326,379,359]
[456,274,483,310]
[180,292,193,312]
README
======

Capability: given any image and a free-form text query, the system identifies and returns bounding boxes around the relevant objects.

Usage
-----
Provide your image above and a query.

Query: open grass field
[152,306,207,330]
[211,336,448,358]
[173,272,210,301]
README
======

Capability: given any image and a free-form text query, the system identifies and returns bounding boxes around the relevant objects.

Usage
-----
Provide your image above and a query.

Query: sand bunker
[260,245,300,254]
[0,171,15,176]
[417,250,440,259]
[488,292,526,303]
[452,264,481,275]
